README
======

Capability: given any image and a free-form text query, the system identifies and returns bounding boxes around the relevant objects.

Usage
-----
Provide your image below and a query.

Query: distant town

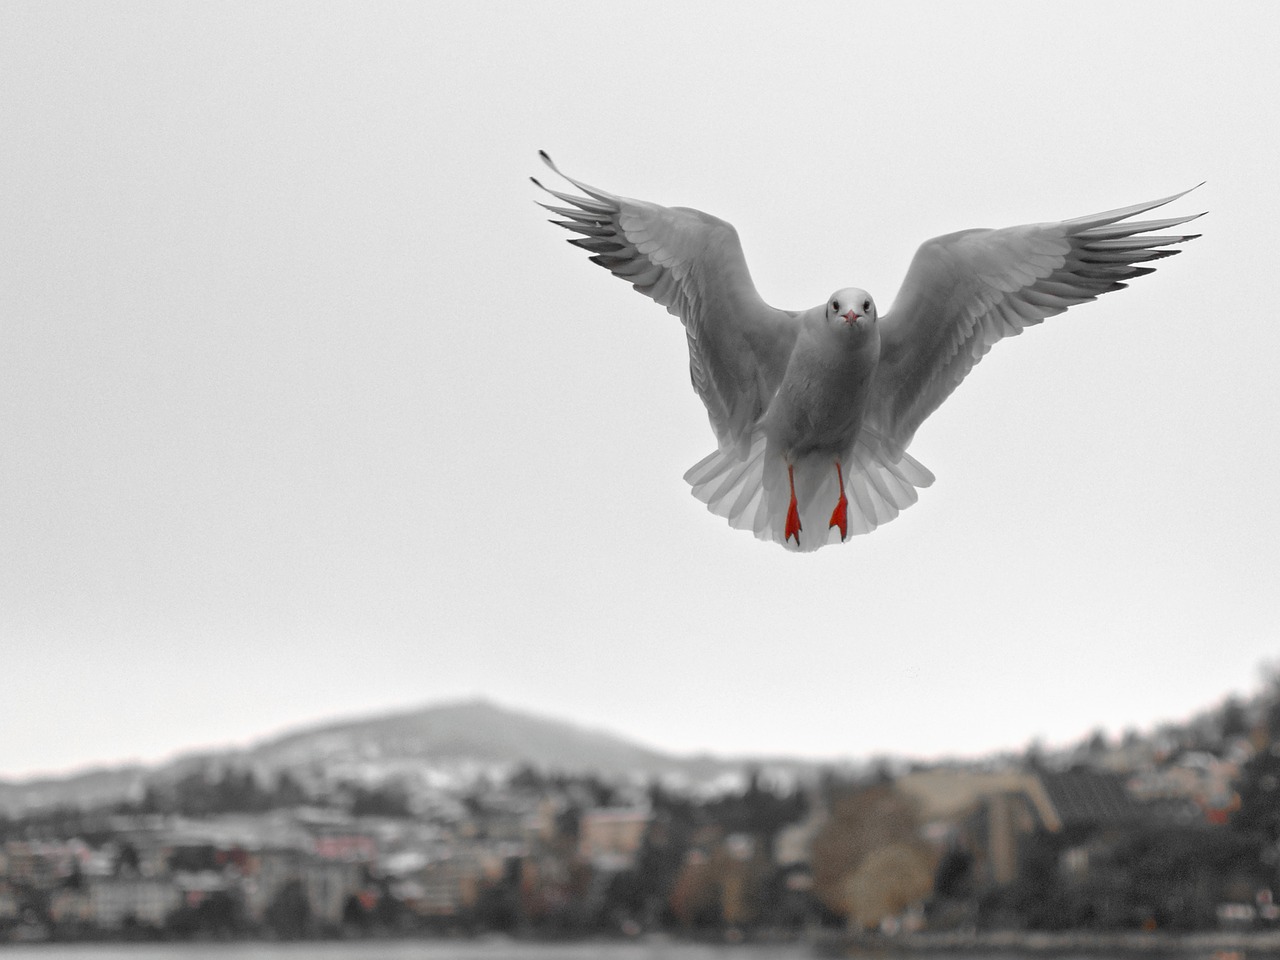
[3,685,1280,945]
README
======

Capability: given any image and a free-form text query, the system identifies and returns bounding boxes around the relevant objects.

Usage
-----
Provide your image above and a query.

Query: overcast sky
[3,2,1278,780]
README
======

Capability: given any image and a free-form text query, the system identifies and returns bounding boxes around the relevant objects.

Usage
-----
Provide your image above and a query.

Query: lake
[0,938,818,960]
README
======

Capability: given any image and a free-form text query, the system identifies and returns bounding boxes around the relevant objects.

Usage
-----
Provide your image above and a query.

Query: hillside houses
[3,692,1280,942]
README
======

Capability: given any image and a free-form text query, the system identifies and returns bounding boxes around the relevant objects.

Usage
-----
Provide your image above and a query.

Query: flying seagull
[533,152,1202,552]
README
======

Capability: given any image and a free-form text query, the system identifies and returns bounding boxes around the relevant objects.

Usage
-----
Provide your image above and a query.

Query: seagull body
[534,152,1202,552]
[761,293,882,544]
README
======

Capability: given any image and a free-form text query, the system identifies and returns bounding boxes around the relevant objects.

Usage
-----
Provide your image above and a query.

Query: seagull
[533,152,1202,552]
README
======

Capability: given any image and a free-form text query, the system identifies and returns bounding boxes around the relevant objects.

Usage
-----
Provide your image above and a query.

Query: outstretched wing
[534,152,797,454]
[869,188,1204,456]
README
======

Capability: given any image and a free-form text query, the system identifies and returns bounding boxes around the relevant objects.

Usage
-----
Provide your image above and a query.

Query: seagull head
[826,288,877,329]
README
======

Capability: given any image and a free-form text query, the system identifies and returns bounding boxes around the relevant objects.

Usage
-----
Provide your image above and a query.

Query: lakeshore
[829,930,1280,957]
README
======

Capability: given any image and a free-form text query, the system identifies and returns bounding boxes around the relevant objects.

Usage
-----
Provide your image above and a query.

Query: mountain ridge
[242,696,689,773]
[0,697,824,814]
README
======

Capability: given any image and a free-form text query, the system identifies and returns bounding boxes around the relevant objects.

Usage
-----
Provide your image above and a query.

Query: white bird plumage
[533,152,1203,552]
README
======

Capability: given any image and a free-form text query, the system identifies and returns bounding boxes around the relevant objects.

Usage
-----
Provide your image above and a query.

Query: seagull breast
[765,310,881,459]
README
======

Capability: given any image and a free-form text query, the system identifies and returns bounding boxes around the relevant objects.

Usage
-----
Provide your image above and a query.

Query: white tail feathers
[684,429,934,552]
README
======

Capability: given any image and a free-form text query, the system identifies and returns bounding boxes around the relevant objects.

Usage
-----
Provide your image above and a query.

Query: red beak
[841,310,859,326]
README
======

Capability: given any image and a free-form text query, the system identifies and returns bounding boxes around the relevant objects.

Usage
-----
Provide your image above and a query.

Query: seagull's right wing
[534,152,797,455]
[869,188,1204,457]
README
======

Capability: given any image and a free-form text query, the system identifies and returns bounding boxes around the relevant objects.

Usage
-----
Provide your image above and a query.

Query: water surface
[0,938,816,960]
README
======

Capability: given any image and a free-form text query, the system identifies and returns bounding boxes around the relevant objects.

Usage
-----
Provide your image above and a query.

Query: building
[87,875,181,930]
[577,807,651,871]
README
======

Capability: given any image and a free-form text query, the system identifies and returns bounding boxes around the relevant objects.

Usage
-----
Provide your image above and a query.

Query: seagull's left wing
[533,152,798,455]
[869,188,1204,456]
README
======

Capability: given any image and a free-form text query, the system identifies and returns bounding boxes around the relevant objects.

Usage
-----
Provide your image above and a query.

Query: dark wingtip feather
[589,254,630,269]
[568,237,625,254]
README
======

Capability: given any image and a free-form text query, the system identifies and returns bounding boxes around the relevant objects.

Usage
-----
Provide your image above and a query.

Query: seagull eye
[863,299,871,313]
[831,301,839,312]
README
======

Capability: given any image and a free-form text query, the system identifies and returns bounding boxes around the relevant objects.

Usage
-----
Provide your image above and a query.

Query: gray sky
[3,2,1277,779]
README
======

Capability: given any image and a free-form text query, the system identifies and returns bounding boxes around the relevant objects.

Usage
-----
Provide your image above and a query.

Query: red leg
[828,459,849,541]
[784,463,802,546]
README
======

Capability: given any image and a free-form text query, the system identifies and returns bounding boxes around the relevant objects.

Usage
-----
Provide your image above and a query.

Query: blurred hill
[246,698,680,773]
[0,698,824,815]
[4,681,1270,817]
[0,765,151,815]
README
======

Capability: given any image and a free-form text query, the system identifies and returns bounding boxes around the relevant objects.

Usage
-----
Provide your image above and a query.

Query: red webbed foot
[785,463,802,546]
[828,460,849,541]
[785,499,802,545]
[828,494,848,541]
